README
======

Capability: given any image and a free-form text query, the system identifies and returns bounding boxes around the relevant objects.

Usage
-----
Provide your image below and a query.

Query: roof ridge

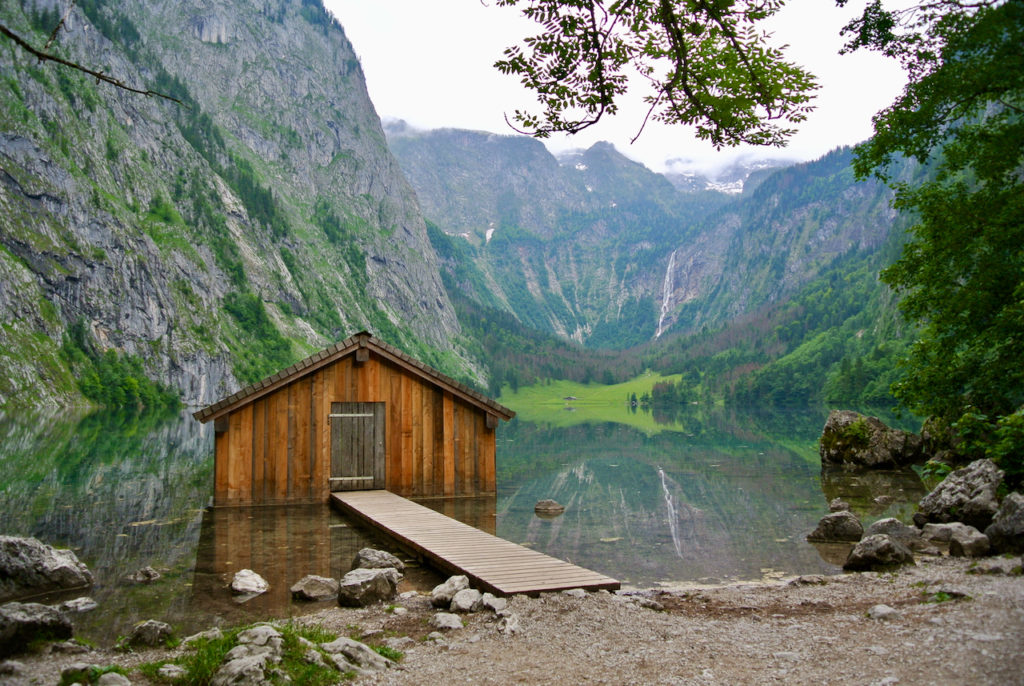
[193,331,514,422]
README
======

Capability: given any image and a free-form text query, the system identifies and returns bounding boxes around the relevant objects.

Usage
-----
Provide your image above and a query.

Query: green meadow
[497,372,695,433]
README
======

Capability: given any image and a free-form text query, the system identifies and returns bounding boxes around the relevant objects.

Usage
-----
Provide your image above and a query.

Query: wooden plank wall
[213,352,497,506]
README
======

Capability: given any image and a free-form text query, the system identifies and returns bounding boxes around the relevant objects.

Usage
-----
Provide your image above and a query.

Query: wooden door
[329,402,385,491]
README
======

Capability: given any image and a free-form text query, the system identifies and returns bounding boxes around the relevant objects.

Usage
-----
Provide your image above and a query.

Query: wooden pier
[331,490,620,596]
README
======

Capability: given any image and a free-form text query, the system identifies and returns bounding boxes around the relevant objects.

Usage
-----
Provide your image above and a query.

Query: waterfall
[658,467,684,558]
[655,249,678,338]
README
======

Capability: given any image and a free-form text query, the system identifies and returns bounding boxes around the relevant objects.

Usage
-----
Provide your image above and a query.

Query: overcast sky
[322,0,908,176]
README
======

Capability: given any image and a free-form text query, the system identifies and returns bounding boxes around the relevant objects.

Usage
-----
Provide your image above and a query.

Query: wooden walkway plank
[331,490,619,596]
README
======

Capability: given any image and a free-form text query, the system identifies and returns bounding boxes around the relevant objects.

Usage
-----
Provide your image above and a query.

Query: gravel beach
[7,556,1020,685]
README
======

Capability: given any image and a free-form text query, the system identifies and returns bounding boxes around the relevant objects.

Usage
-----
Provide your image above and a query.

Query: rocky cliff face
[0,0,470,411]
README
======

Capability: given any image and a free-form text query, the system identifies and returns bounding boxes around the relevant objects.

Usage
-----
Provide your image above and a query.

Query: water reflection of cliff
[0,410,212,641]
[496,416,839,587]
[0,410,437,642]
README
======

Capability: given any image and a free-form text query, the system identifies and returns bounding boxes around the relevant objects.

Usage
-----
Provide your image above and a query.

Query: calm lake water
[0,404,926,645]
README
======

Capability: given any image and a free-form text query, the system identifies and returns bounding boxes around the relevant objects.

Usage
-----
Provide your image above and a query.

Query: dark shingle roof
[192,331,515,423]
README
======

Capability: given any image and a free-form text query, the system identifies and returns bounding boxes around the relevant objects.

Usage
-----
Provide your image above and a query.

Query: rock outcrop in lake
[0,536,93,601]
[819,410,924,469]
[807,511,863,542]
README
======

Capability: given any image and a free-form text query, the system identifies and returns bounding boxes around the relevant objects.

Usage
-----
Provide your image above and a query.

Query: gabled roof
[193,331,515,423]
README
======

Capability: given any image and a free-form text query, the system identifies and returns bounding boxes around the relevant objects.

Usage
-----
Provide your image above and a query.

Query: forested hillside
[394,127,903,352]
[398,126,915,406]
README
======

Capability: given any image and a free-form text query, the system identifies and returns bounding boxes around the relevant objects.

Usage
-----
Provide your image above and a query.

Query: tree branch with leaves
[845,0,1024,480]
[494,0,818,147]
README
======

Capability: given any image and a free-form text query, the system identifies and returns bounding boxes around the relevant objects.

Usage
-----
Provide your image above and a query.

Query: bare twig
[44,0,78,51]
[0,21,183,104]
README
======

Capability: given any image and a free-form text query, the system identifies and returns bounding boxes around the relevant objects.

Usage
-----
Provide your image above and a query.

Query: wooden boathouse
[193,331,515,507]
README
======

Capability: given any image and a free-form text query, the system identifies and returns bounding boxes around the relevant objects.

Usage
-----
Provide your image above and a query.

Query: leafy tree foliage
[847,0,1023,476]
[496,0,818,146]
[222,292,294,385]
[60,320,180,410]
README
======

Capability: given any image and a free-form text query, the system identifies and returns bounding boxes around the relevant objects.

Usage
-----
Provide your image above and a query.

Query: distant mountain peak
[664,157,796,195]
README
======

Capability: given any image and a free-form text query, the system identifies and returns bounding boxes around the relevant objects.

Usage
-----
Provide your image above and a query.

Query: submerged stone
[807,511,863,542]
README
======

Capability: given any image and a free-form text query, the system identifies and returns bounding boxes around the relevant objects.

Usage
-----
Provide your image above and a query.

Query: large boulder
[984,492,1024,554]
[351,548,405,572]
[819,411,925,469]
[843,534,915,571]
[915,459,1004,530]
[948,526,990,558]
[0,536,93,601]
[0,602,73,657]
[290,575,339,602]
[807,511,863,542]
[337,568,399,607]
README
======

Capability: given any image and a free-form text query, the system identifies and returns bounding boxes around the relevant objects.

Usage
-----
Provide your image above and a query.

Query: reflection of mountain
[0,410,212,641]
[496,411,846,586]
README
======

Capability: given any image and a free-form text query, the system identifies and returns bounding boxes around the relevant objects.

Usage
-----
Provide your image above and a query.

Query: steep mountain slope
[390,126,730,346]
[0,0,473,411]
[391,125,898,349]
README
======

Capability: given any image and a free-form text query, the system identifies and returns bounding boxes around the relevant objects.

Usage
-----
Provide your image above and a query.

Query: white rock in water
[230,569,269,595]
[59,597,98,613]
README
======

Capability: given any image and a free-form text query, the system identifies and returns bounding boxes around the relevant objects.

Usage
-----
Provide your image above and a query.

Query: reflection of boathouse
[194,331,515,507]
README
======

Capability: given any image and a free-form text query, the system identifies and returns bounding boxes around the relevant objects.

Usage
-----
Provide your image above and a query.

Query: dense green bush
[222,292,294,384]
[60,321,180,410]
